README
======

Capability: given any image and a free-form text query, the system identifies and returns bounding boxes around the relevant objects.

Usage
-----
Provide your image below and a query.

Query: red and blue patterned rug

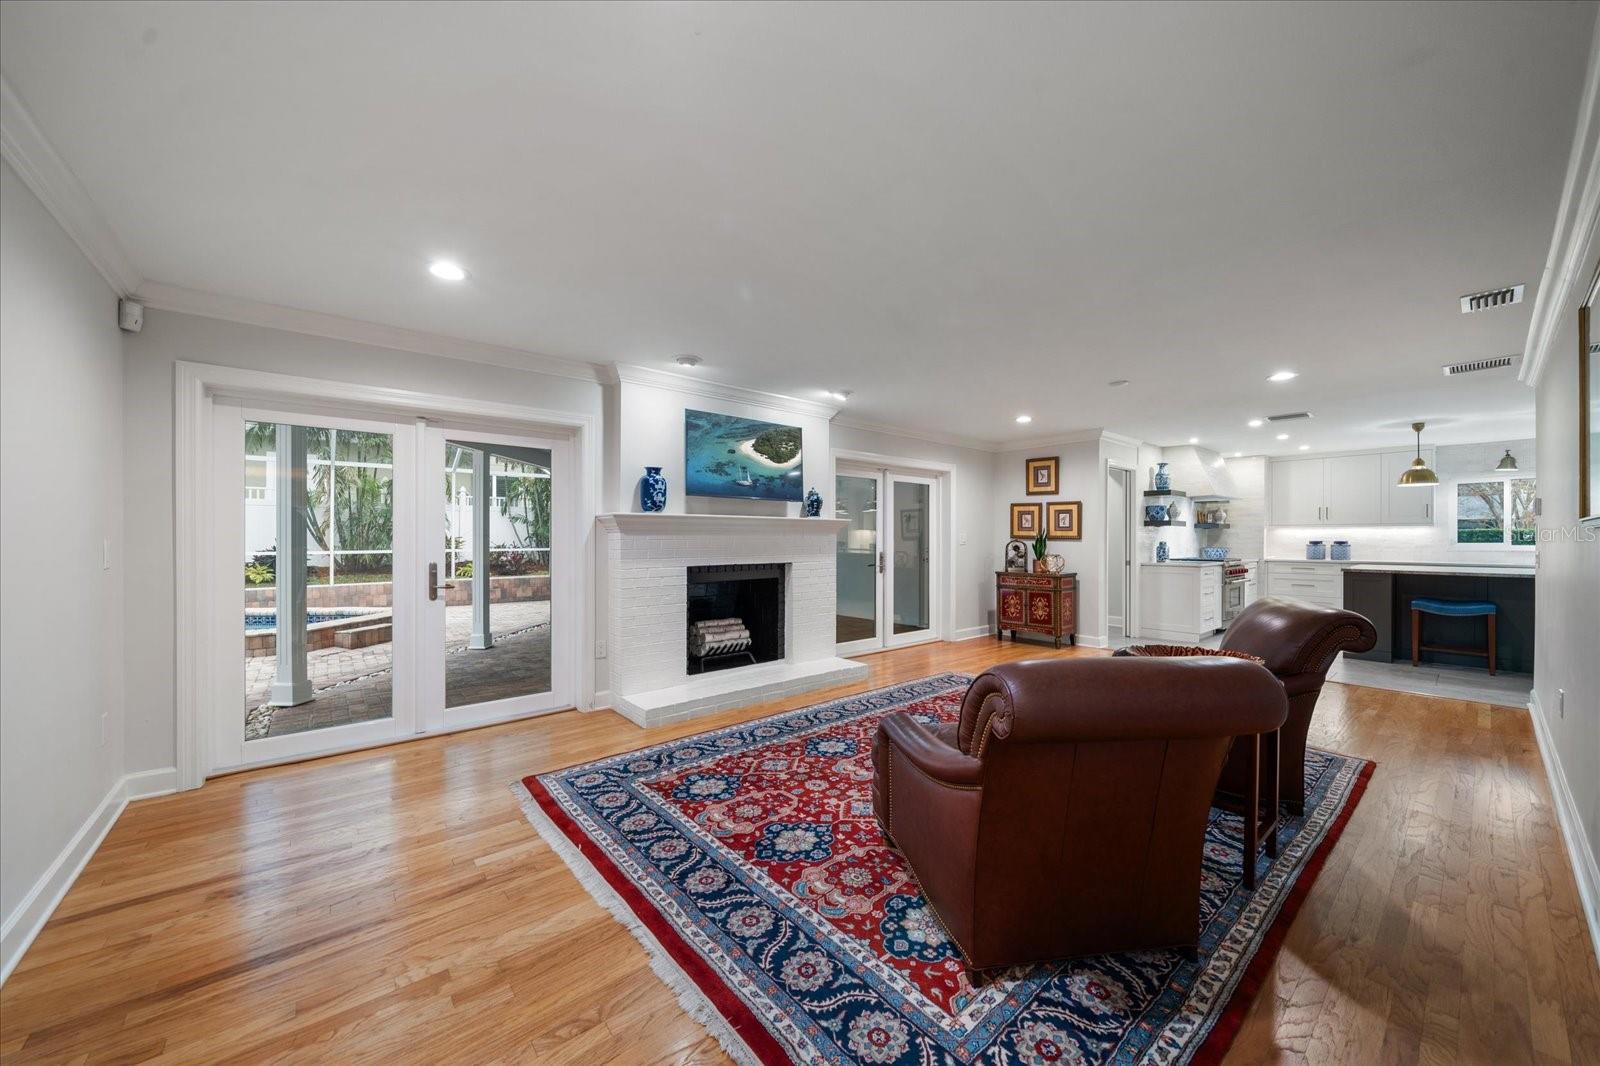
[518,673,1373,1065]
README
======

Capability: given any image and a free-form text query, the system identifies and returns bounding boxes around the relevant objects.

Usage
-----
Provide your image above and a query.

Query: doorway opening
[1107,465,1135,642]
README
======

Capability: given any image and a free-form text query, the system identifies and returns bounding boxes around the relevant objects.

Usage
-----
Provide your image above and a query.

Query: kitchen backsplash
[1263,437,1535,566]
[1137,451,1267,562]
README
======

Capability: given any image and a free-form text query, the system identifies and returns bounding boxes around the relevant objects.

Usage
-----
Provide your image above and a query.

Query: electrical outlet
[103,538,112,571]
[100,712,109,746]
[595,641,608,659]
[958,532,967,546]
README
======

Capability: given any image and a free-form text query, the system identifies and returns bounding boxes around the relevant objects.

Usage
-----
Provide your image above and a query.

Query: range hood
[1158,445,1238,500]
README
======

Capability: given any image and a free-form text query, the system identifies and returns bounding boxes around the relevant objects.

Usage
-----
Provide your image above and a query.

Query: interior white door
[213,404,418,771]
[419,425,575,729]
[885,474,937,648]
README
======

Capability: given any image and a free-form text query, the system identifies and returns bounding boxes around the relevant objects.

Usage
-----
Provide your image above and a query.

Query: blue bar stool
[1411,598,1497,676]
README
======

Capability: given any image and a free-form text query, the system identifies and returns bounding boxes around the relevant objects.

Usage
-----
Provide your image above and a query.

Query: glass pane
[444,439,553,708]
[892,481,930,634]
[1511,478,1537,546]
[245,421,394,740]
[836,475,879,642]
[1456,481,1505,544]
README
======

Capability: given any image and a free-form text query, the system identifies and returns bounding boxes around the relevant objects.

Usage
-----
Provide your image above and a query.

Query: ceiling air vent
[1265,411,1313,423]
[1442,355,1521,376]
[1459,285,1524,313]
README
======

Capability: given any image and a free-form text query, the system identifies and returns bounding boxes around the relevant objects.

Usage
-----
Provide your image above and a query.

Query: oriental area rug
[517,673,1372,1065]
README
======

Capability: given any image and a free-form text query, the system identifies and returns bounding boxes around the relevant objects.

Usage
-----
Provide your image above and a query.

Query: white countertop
[1344,562,1535,578]
[1141,559,1222,568]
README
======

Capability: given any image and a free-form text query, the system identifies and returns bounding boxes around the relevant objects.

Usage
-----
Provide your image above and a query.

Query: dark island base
[1343,570,1534,674]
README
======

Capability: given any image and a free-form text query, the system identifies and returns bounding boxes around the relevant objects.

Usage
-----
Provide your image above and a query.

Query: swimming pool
[244,609,378,631]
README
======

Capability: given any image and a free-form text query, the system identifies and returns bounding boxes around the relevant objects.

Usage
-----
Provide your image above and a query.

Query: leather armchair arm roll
[875,713,982,787]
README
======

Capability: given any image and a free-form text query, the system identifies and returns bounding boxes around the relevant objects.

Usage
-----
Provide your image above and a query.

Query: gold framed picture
[1047,500,1083,540]
[1025,456,1059,496]
[1010,502,1043,539]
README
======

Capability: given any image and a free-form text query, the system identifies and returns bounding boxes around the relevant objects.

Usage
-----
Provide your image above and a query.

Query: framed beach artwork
[1047,500,1083,540]
[1010,502,1043,539]
[684,409,804,502]
[1025,456,1059,495]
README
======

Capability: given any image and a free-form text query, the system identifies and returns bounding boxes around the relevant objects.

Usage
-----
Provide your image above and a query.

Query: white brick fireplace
[597,513,868,727]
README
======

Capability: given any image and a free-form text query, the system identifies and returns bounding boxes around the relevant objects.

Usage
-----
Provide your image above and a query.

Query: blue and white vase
[1330,540,1351,561]
[1154,462,1172,493]
[1306,539,1326,560]
[1156,540,1170,563]
[640,466,668,512]
[803,487,822,517]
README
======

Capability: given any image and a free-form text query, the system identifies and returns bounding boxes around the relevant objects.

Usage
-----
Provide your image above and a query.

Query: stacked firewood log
[688,617,752,657]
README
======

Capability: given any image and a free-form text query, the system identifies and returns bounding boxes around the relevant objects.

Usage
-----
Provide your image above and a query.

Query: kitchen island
[1343,563,1534,673]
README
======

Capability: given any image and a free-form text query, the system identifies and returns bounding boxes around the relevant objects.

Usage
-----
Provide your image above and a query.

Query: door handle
[428,561,457,601]
[878,551,885,574]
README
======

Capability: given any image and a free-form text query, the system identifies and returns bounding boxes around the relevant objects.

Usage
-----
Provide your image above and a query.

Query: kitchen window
[1455,477,1536,546]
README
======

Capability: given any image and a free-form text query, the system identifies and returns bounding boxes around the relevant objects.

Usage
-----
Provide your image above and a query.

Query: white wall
[1533,313,1599,931]
[612,377,831,517]
[1,160,126,963]
[121,309,603,773]
[830,423,996,639]
[993,437,1105,644]
[1264,438,1536,565]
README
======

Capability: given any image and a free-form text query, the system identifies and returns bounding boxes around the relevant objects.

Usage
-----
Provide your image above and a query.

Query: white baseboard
[0,767,178,985]
[952,624,992,642]
[1528,690,1600,967]
[588,689,612,712]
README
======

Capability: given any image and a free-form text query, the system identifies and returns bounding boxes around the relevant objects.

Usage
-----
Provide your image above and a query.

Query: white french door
[835,465,939,655]
[211,406,573,773]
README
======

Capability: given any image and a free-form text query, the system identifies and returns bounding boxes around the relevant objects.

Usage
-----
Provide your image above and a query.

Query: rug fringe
[511,783,763,1066]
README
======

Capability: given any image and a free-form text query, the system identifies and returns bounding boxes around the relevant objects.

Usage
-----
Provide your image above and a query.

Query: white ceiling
[1,1,1591,454]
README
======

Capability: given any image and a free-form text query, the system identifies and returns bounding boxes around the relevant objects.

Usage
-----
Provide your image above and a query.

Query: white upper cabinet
[1270,457,1326,525]
[1269,448,1436,527]
[1324,453,1383,525]
[1381,447,1436,524]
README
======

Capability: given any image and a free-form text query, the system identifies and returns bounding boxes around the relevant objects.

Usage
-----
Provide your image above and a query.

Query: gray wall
[1534,311,1600,889]
[1,161,126,927]
[121,309,603,772]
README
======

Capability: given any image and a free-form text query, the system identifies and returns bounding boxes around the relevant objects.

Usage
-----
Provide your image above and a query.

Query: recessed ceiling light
[1276,433,1290,441]
[1108,379,1129,387]
[1015,414,1033,424]
[427,259,467,281]
[824,389,852,403]
[674,354,703,368]
[1299,444,1311,451]
[1247,419,1264,428]
[1188,436,1200,444]
[1267,370,1298,383]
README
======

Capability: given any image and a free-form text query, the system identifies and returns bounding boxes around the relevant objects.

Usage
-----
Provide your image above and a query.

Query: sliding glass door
[835,466,937,654]
[213,408,572,771]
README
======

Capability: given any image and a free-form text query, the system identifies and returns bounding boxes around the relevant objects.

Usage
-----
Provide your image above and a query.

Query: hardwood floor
[3,639,1597,1064]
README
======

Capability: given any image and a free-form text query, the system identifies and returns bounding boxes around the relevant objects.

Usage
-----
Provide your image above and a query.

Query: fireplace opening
[686,564,786,674]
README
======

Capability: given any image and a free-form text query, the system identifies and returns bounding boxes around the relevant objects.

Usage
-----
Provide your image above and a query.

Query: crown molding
[997,427,1113,453]
[1522,16,1600,389]
[611,363,840,420]
[0,73,142,296]
[136,282,607,384]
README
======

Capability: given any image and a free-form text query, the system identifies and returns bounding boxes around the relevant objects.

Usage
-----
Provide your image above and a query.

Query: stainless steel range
[1221,562,1252,624]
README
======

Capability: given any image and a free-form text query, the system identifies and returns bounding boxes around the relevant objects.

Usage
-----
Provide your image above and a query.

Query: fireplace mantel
[597,513,847,536]
[596,511,866,726]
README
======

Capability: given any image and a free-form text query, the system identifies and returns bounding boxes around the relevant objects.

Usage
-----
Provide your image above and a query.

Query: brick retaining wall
[243,574,549,609]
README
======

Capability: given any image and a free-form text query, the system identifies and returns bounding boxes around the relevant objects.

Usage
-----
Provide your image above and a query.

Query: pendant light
[1396,422,1439,486]
[1495,448,1519,472]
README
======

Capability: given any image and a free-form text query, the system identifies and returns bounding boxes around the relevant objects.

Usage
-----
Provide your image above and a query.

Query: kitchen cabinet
[1139,563,1222,643]
[1270,448,1434,527]
[1380,447,1436,524]
[1264,561,1345,610]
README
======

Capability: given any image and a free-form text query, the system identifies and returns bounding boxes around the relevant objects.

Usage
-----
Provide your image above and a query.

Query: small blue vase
[1156,540,1170,563]
[1154,462,1171,493]
[640,467,667,512]
[803,487,822,517]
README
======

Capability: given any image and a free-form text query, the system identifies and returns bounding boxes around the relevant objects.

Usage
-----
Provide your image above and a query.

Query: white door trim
[883,472,941,650]
[1106,459,1140,641]
[174,360,600,791]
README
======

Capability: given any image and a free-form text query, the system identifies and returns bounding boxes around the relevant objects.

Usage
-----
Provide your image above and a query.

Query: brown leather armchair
[1217,598,1376,814]
[870,656,1286,971]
